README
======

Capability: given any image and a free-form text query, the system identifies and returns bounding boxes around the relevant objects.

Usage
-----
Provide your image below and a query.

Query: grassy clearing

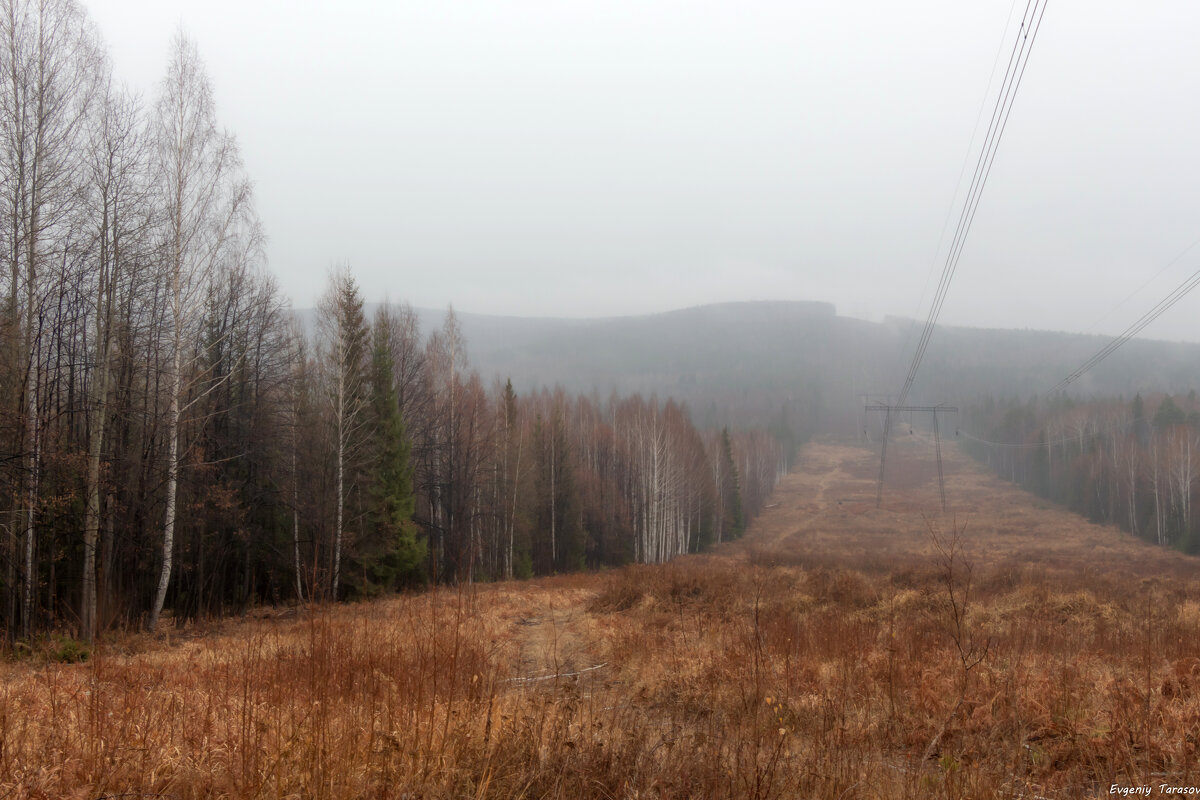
[6,439,1200,798]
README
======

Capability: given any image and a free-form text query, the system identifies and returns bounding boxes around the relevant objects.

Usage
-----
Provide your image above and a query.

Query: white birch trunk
[149,341,180,631]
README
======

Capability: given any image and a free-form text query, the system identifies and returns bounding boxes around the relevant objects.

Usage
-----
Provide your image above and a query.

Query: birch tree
[1121,432,1140,537]
[1166,425,1195,541]
[148,30,250,631]
[316,266,368,600]
[287,323,309,601]
[80,76,145,642]
[0,0,101,636]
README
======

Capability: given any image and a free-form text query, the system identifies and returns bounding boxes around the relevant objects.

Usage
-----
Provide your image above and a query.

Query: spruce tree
[1155,394,1186,431]
[374,316,425,588]
[346,310,425,595]
[721,428,745,538]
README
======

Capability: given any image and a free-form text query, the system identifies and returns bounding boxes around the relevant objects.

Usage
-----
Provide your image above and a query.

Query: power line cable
[954,235,1200,445]
[1076,234,1200,337]
[903,0,1049,404]
[897,0,1050,408]
[1049,261,1200,394]
[896,0,1021,370]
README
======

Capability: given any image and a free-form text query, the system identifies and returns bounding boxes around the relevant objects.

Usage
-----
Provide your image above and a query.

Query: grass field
[5,437,1200,799]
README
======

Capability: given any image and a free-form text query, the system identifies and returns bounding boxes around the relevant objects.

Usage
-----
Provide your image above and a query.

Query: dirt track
[739,437,1200,580]
[508,437,1200,688]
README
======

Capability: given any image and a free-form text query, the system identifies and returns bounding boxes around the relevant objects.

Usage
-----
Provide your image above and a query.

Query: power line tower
[865,403,958,510]
[857,393,895,443]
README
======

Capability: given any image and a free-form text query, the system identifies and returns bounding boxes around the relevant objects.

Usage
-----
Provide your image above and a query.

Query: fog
[86,0,1200,341]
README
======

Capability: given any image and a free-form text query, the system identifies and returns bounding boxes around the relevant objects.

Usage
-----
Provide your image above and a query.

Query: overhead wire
[1048,243,1200,394]
[873,0,1050,508]
[956,237,1200,445]
[1075,234,1200,338]
[897,0,1050,408]
[916,4,1200,448]
[901,0,1050,406]
[896,0,1021,371]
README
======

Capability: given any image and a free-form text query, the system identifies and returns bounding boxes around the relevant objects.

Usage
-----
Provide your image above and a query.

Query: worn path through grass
[746,437,1199,580]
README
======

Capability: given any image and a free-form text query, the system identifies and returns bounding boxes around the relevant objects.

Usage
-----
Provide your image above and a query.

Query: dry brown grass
[7,438,1200,798]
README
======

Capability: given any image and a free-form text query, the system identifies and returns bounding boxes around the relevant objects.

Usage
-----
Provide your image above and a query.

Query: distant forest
[963,392,1200,553]
[0,6,792,645]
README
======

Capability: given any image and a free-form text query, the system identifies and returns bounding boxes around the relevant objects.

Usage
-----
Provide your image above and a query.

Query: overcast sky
[83,1,1200,342]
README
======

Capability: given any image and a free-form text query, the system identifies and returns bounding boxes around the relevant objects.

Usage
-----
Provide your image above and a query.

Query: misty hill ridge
[299,300,1200,430]
[407,301,1199,392]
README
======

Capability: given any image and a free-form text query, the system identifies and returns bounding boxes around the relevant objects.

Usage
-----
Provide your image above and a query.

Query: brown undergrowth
[5,439,1200,798]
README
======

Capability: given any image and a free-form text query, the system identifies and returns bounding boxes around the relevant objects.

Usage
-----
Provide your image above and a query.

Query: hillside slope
[415,300,1200,435]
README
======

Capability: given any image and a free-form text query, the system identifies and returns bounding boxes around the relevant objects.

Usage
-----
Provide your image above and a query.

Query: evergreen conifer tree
[721,428,745,538]
[1155,394,1186,431]
[349,315,426,594]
